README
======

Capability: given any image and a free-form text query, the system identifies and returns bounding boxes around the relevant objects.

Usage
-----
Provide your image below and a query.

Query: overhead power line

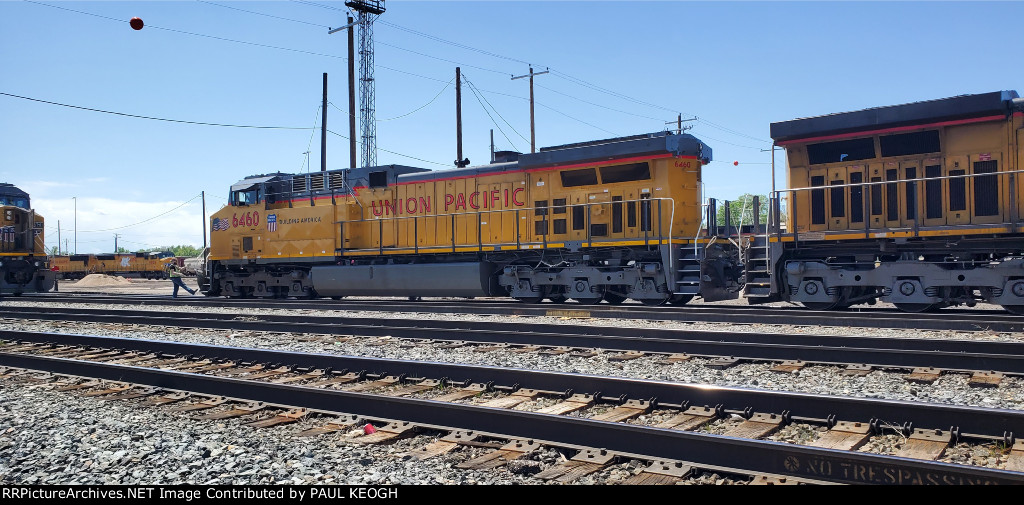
[79,193,203,233]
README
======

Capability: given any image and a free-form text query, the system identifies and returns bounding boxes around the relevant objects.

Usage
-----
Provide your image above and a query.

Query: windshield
[0,196,29,208]
[232,187,260,206]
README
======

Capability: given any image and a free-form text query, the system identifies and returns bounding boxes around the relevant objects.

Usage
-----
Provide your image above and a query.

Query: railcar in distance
[0,183,55,294]
[748,90,1024,314]
[50,252,171,280]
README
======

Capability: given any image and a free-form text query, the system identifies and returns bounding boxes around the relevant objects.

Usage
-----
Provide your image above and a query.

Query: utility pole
[329,13,365,169]
[114,233,120,253]
[665,114,696,134]
[490,129,495,163]
[511,66,549,153]
[72,196,76,255]
[321,73,328,172]
[454,67,468,167]
[57,220,61,255]
[201,191,207,250]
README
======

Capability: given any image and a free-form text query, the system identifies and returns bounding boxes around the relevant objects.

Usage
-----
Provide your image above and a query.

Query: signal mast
[343,0,386,169]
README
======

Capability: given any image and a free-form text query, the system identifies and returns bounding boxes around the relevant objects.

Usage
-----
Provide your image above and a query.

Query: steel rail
[5,307,1024,375]
[17,293,1024,332]
[2,330,1023,439]
[1,346,1022,485]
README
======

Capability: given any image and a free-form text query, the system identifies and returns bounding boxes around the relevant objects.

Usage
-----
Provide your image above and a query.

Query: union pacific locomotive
[203,90,1024,314]
[49,252,172,280]
[0,183,55,295]
[202,132,743,305]
[746,90,1024,314]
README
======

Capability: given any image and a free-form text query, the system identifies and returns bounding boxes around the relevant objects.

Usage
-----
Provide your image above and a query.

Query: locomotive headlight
[35,261,42,267]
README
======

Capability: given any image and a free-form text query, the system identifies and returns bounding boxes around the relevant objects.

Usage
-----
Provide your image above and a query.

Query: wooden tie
[656,353,692,365]
[896,429,952,460]
[304,372,361,388]
[1005,440,1024,472]
[344,375,401,392]
[607,351,645,362]
[536,449,616,483]
[246,409,310,428]
[387,379,441,397]
[433,383,487,402]
[769,360,806,373]
[723,413,785,439]
[654,406,718,431]
[169,397,229,413]
[455,439,539,470]
[808,421,872,451]
[408,431,481,460]
[591,399,651,422]
[479,389,540,409]
[535,394,595,415]
[297,415,361,437]
[353,422,415,444]
[196,402,267,420]
[622,460,693,485]
[906,367,942,384]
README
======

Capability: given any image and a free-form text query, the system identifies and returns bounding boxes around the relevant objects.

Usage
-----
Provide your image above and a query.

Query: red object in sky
[733,161,739,166]
[130,17,144,30]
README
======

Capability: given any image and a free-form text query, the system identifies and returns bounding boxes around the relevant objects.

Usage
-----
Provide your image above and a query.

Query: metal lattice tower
[345,0,385,168]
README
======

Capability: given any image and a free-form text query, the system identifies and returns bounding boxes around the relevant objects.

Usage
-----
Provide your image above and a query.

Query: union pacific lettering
[370,188,526,217]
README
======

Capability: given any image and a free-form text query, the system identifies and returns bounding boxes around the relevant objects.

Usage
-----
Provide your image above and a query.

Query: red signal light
[130,17,144,30]
[733,161,739,166]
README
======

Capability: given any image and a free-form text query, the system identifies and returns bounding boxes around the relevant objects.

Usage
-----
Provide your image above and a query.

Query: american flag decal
[267,214,277,232]
[212,217,230,231]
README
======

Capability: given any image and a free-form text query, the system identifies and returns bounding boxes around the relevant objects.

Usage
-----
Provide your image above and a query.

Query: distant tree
[140,245,202,257]
[48,245,59,256]
[713,194,787,229]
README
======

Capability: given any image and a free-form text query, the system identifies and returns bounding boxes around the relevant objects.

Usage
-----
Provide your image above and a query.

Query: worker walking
[168,264,196,298]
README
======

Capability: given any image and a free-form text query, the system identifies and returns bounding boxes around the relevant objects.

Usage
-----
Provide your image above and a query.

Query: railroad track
[4,306,1024,381]
[2,330,1023,484]
[15,292,1024,333]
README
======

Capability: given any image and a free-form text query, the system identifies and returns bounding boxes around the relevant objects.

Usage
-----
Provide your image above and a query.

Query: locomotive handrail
[782,168,1023,192]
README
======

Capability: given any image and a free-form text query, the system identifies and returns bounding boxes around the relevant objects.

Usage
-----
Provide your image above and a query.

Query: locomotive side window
[242,237,253,252]
[807,138,875,165]
[599,162,650,183]
[535,201,548,215]
[879,130,940,157]
[553,219,567,234]
[560,168,598,187]
[232,187,261,206]
[974,160,999,216]
[369,171,388,188]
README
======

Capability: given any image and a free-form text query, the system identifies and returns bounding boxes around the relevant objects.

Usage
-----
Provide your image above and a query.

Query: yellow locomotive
[749,90,1024,314]
[50,252,171,280]
[204,132,742,304]
[0,183,55,294]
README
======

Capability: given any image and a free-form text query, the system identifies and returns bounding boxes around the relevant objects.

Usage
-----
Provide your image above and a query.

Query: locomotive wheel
[893,302,941,313]
[639,296,669,306]
[1003,305,1024,315]
[668,294,694,306]
[603,292,627,305]
[800,301,842,311]
[573,295,605,305]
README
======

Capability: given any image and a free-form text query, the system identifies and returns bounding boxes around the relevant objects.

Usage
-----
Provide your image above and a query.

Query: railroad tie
[842,364,873,377]
[706,357,742,370]
[164,360,213,371]
[216,365,266,377]
[143,392,191,406]
[1005,440,1024,472]
[103,387,159,401]
[479,389,540,409]
[352,421,415,444]
[896,429,953,461]
[196,402,267,420]
[344,375,401,392]
[749,475,802,485]
[654,406,718,431]
[74,350,123,361]
[807,421,872,451]
[622,460,693,485]
[536,449,616,483]
[54,380,101,392]
[169,396,229,413]
[473,343,511,352]
[906,367,942,384]
[244,366,293,380]
[968,371,1004,388]
[722,413,786,439]
[455,439,539,470]
[246,408,310,428]
[569,349,600,358]
[434,341,466,350]
[432,383,487,402]
[271,369,326,384]
[296,414,361,437]
[591,399,651,422]
[190,361,239,373]
[534,394,595,415]
[408,431,481,460]
[510,345,542,353]
[769,360,806,373]
[656,353,692,365]
[537,346,574,356]
[607,351,645,362]
[387,379,441,397]
[304,372,360,388]
[81,383,133,397]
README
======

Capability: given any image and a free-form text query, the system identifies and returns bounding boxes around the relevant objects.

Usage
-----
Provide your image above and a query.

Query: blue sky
[1,1,1020,253]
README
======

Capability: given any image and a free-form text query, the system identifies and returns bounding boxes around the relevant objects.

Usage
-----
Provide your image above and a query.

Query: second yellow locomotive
[204,132,741,304]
